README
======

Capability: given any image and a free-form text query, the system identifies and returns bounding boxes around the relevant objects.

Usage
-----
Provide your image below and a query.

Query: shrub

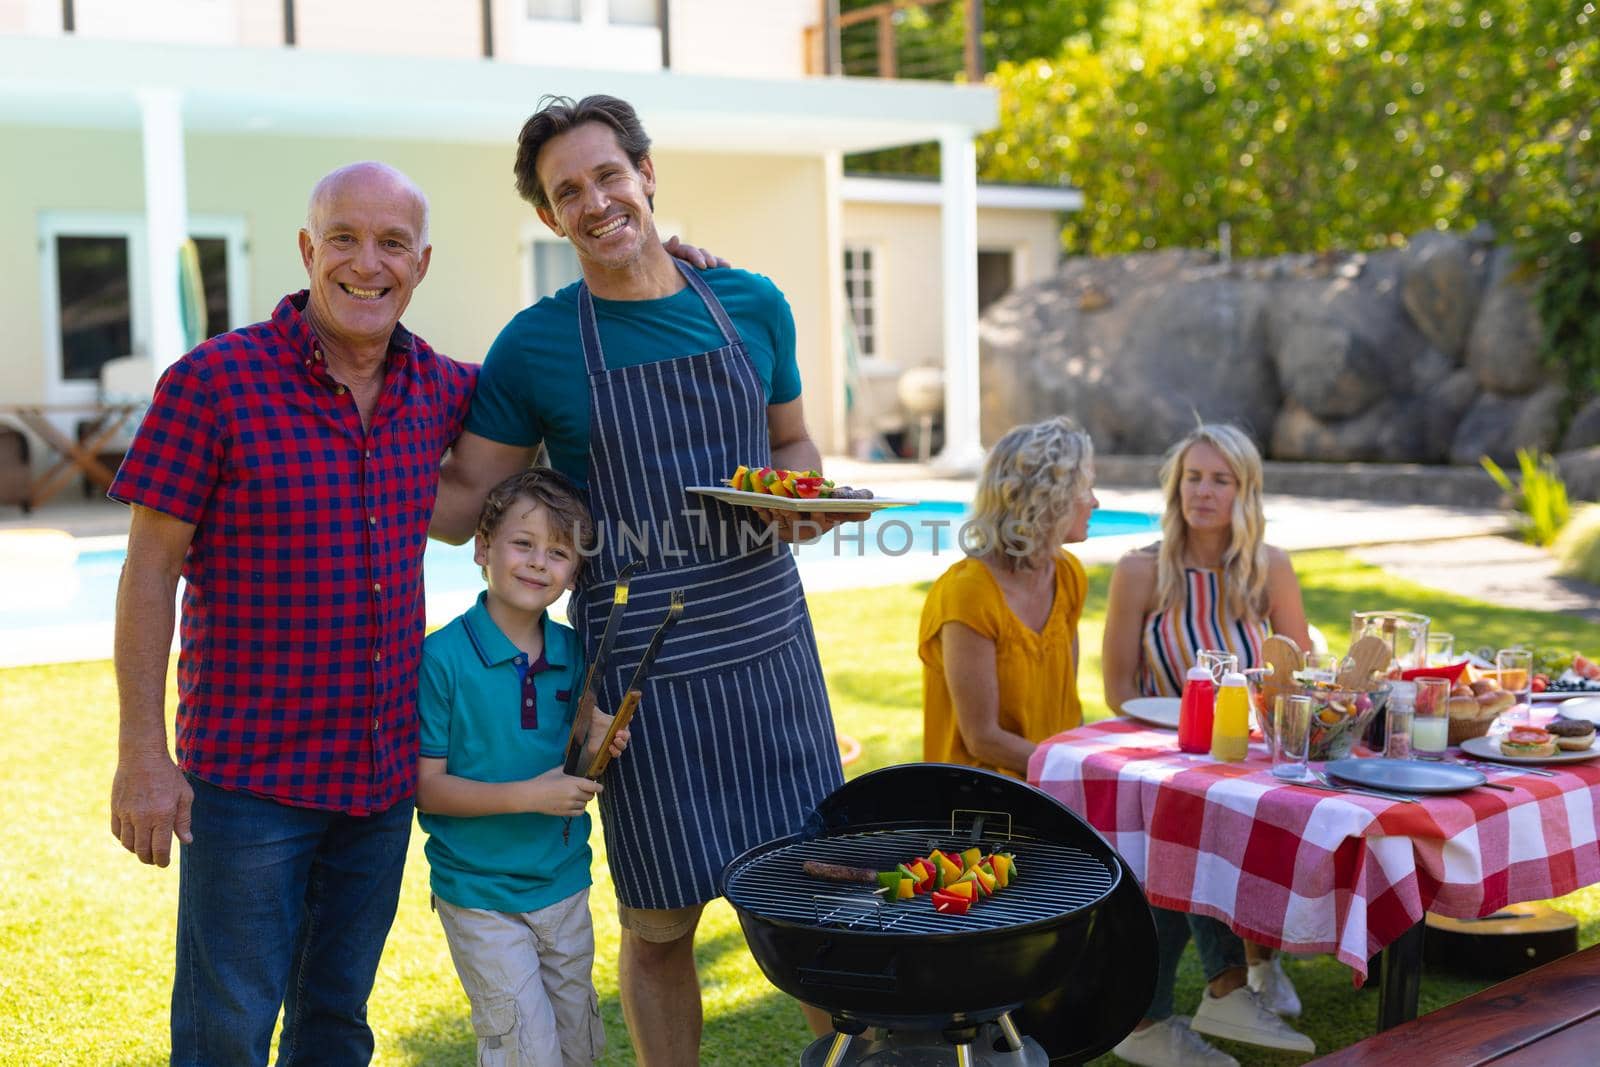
[1554,505,1600,585]
[1481,450,1571,547]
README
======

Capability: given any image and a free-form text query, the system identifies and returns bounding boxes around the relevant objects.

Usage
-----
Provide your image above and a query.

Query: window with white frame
[843,245,879,359]
[527,0,580,19]
[39,213,249,402]
[529,239,582,302]
[525,0,658,27]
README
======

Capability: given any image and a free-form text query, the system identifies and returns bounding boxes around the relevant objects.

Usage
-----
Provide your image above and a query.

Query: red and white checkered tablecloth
[1028,718,1600,983]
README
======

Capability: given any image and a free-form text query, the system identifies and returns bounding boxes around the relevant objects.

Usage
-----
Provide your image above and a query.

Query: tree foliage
[981,0,1598,258]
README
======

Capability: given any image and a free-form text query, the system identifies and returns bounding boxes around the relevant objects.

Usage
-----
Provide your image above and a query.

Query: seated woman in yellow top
[919,416,1098,778]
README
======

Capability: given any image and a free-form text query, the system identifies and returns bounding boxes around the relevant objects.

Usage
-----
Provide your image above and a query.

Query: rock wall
[979,232,1600,470]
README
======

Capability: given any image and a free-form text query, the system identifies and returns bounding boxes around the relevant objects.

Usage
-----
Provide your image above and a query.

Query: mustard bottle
[1210,671,1251,762]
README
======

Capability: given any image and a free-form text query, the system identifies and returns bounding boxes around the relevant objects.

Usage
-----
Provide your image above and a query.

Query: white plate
[1459,734,1600,764]
[685,486,918,514]
[1552,697,1600,724]
[1532,691,1584,703]
[1120,697,1181,729]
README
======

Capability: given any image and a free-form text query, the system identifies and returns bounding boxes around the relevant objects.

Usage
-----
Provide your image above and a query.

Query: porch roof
[0,33,998,153]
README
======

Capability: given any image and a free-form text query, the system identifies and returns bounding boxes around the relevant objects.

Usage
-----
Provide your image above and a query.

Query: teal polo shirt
[418,593,591,913]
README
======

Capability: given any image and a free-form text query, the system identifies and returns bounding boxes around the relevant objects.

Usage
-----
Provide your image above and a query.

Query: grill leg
[995,1012,1025,1052]
[820,1016,867,1067]
[819,1031,854,1067]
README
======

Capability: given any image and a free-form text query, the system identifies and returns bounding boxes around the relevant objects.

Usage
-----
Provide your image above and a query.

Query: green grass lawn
[4,549,1599,1065]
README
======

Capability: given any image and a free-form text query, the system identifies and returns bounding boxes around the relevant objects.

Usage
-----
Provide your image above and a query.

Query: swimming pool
[0,504,1158,665]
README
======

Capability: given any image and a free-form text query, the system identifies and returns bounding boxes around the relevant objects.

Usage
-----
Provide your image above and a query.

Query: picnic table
[1028,718,1600,1031]
[0,403,140,511]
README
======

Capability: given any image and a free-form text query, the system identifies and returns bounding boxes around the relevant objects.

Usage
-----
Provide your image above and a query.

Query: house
[0,0,1071,474]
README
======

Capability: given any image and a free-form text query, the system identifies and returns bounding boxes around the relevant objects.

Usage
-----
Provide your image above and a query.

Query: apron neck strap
[672,259,741,348]
[576,259,742,376]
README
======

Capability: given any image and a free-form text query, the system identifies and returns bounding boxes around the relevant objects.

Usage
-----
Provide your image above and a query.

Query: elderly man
[108,161,475,1064]
[431,95,853,1064]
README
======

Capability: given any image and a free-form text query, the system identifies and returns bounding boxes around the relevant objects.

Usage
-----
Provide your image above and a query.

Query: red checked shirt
[110,292,477,814]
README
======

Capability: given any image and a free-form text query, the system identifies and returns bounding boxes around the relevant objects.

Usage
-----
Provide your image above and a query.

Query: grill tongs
[583,590,684,780]
[561,561,642,777]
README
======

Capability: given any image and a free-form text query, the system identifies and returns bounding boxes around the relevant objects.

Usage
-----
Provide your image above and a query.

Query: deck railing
[806,0,984,82]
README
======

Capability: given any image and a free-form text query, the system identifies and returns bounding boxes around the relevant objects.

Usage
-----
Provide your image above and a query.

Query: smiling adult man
[107,161,477,1065]
[431,95,850,1065]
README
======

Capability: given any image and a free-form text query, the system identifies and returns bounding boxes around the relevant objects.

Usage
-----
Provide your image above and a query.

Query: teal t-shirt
[467,268,801,487]
[418,594,591,914]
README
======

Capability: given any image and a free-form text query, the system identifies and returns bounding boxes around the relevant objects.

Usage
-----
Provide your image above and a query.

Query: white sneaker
[1192,986,1315,1053]
[1247,956,1303,1017]
[1111,1015,1239,1067]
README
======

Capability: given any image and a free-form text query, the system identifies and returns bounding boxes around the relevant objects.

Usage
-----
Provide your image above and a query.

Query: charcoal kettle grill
[721,764,1158,1065]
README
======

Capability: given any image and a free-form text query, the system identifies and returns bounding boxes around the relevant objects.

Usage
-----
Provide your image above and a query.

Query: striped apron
[569,260,844,910]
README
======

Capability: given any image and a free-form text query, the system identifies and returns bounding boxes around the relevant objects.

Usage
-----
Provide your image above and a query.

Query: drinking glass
[1426,632,1455,666]
[1272,694,1314,781]
[1495,648,1533,726]
[1350,610,1431,673]
[1302,651,1337,684]
[1388,700,1414,758]
[1196,649,1238,684]
[1411,677,1450,759]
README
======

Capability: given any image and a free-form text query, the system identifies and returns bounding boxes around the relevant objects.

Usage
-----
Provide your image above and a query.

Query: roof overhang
[0,34,998,155]
[842,175,1083,212]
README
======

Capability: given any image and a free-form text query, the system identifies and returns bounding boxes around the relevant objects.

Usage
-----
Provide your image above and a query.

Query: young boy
[417,468,628,1067]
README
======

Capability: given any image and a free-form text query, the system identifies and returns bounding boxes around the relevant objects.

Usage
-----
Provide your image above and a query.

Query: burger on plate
[1547,717,1597,751]
[1500,725,1558,758]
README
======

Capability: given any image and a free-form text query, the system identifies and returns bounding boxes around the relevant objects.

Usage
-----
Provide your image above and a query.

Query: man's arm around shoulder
[111,505,196,867]
[431,432,535,545]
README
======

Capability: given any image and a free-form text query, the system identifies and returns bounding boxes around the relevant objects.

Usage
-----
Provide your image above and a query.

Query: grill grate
[724,825,1116,934]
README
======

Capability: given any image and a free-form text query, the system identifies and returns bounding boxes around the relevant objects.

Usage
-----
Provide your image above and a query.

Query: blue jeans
[1146,907,1246,1022]
[171,775,412,1066]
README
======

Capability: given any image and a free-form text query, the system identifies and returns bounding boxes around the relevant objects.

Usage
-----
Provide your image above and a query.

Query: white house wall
[668,0,815,79]
[0,124,841,448]
[292,0,484,58]
[840,200,1064,375]
[0,0,814,71]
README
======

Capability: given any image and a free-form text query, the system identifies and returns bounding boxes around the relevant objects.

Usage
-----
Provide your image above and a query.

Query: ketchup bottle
[1178,665,1216,754]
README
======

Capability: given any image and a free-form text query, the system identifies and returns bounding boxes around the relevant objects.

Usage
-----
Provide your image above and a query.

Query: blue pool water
[6,505,1158,633]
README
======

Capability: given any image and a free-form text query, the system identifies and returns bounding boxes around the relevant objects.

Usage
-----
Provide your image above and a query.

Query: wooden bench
[1311,943,1600,1065]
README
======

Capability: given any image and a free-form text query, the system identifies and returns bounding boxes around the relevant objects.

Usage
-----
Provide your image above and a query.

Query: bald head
[306,161,430,246]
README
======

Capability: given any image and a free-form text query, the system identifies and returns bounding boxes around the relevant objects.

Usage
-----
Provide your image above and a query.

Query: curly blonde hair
[1155,423,1268,622]
[965,416,1095,571]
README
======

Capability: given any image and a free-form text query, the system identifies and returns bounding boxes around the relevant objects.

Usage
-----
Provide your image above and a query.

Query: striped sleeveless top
[1138,566,1269,698]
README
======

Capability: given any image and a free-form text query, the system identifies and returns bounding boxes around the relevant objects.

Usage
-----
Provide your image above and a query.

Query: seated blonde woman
[1103,423,1313,1067]
[919,416,1098,778]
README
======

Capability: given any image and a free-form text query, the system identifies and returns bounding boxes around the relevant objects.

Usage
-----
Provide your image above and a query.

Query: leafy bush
[981,0,1598,258]
[1554,504,1600,585]
[1527,226,1600,430]
[1481,449,1571,546]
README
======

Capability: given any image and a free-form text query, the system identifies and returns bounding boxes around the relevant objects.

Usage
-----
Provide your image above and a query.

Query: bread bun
[1470,678,1499,697]
[1502,737,1558,757]
[1556,733,1595,752]
[1448,694,1484,719]
[1476,689,1516,715]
